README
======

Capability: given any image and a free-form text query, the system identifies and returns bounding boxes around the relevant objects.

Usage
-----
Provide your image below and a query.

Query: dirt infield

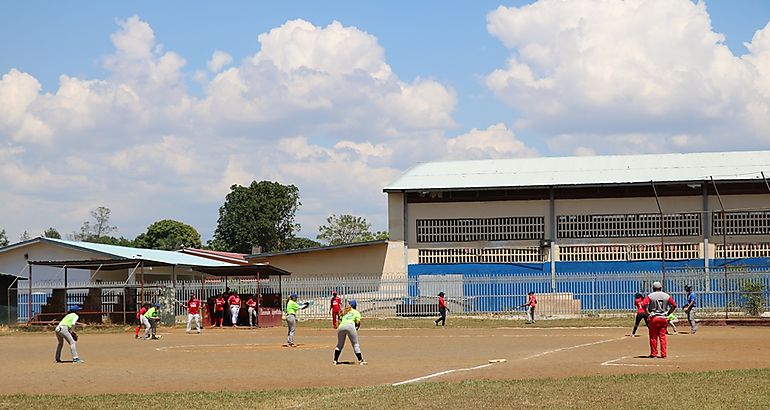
[1,324,769,395]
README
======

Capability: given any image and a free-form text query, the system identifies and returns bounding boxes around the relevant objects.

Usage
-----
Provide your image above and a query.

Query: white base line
[391,336,626,386]
[391,363,494,386]
[601,356,674,367]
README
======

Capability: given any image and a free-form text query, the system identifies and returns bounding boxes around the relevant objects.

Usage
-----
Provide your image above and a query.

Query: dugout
[1,272,25,325]
[197,265,290,328]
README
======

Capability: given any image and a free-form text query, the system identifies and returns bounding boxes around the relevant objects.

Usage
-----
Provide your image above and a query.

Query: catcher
[54,305,85,363]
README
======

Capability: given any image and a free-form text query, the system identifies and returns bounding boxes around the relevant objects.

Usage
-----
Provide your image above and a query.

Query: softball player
[183,293,202,334]
[333,300,367,365]
[246,295,258,327]
[285,293,309,347]
[228,292,241,327]
[630,292,649,337]
[521,291,537,323]
[434,292,449,326]
[642,281,677,358]
[135,302,150,339]
[213,294,225,327]
[329,290,341,329]
[55,306,84,363]
[143,303,161,340]
[683,285,698,334]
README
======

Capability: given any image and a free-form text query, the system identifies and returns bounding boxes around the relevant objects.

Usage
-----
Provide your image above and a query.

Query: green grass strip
[2,368,769,409]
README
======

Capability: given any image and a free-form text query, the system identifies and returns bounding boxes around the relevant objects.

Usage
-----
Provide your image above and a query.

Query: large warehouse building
[384,150,770,278]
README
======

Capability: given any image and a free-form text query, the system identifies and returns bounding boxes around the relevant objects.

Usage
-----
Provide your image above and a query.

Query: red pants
[332,311,340,329]
[648,316,668,358]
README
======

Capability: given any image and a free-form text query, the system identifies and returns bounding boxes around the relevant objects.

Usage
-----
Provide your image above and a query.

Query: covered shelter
[25,257,291,327]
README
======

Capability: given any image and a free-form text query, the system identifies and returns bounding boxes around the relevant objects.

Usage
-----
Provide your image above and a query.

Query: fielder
[228,291,241,327]
[630,292,649,337]
[285,293,309,347]
[143,303,161,340]
[333,300,367,365]
[642,281,677,358]
[182,293,202,334]
[434,291,449,327]
[329,290,341,329]
[683,284,698,334]
[54,306,84,363]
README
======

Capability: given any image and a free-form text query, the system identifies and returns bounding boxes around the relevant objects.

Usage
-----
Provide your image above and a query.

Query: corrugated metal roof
[383,150,770,191]
[41,238,235,267]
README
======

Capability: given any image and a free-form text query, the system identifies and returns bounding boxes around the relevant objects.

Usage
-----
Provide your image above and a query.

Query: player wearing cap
[434,292,449,327]
[329,290,342,329]
[682,285,698,334]
[228,292,241,327]
[285,293,309,347]
[143,303,161,340]
[333,300,367,365]
[213,293,225,327]
[630,292,649,337]
[183,293,202,334]
[55,305,84,363]
[642,281,677,358]
[246,294,258,327]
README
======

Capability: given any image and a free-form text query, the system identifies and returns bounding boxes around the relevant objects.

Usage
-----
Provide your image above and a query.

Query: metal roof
[246,240,388,259]
[31,238,236,267]
[383,150,770,191]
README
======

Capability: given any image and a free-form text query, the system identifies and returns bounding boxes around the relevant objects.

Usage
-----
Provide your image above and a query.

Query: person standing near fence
[285,293,309,347]
[329,290,342,329]
[630,292,649,337]
[246,294,258,327]
[333,300,367,365]
[434,292,449,327]
[55,305,84,363]
[228,291,241,327]
[183,293,202,334]
[642,281,677,358]
[213,293,226,327]
[683,285,698,334]
[521,291,537,323]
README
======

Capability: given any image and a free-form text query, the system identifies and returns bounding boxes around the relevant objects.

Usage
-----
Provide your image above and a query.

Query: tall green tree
[283,236,322,251]
[317,214,387,245]
[212,181,301,253]
[19,231,30,241]
[134,219,202,250]
[43,227,61,239]
[0,229,9,247]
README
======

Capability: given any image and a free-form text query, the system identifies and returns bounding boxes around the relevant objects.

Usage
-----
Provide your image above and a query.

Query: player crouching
[333,300,367,366]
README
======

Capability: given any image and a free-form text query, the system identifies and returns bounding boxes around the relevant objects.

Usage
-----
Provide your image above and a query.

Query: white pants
[248,307,257,326]
[55,325,78,361]
[230,305,240,325]
[141,316,152,338]
[186,313,201,333]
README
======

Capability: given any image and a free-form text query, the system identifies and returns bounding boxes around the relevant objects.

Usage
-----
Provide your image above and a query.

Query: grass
[2,368,769,409]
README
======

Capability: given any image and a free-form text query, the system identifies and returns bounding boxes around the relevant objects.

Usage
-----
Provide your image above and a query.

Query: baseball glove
[71,331,78,342]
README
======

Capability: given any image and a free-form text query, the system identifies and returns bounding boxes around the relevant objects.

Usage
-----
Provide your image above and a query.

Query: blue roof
[38,238,236,267]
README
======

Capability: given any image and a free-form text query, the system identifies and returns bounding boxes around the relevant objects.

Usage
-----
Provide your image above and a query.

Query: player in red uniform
[434,292,449,326]
[135,302,150,339]
[642,281,677,358]
[182,293,202,334]
[228,292,241,327]
[630,292,649,337]
[329,290,342,329]
[213,293,226,327]
[521,291,537,323]
[246,294,258,327]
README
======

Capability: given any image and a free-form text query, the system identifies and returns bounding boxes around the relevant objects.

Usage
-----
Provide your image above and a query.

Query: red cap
[332,290,338,294]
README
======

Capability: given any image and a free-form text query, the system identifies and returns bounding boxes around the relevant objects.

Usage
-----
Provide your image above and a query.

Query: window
[557,213,701,239]
[416,217,545,243]
[712,211,770,235]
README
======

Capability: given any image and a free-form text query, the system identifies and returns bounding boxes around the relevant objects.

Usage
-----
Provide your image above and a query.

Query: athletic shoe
[359,360,368,366]
[333,361,339,365]
[73,358,84,363]
[55,359,62,363]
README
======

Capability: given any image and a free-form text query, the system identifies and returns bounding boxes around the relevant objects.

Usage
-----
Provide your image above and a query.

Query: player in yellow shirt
[333,300,367,365]
[55,305,85,363]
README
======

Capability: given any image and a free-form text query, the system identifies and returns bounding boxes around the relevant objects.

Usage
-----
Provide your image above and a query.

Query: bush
[739,280,766,316]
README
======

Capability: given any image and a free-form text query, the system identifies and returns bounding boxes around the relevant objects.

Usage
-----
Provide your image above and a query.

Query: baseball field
[1,319,770,409]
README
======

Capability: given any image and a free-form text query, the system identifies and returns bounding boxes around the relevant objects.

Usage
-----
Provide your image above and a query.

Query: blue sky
[1,0,769,245]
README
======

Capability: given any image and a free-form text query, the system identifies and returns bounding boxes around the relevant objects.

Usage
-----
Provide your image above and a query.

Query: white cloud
[444,123,537,160]
[207,50,232,73]
[486,0,770,153]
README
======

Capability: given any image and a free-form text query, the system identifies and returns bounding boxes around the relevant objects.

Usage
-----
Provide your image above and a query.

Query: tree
[19,231,30,241]
[0,229,8,247]
[212,181,301,253]
[71,206,118,242]
[317,214,387,245]
[283,236,322,251]
[43,227,61,239]
[134,219,202,250]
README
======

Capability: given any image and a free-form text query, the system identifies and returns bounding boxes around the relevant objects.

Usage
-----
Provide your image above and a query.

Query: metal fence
[14,268,770,323]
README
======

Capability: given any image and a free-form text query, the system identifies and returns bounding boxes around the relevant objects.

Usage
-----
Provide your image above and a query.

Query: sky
[1,0,770,245]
